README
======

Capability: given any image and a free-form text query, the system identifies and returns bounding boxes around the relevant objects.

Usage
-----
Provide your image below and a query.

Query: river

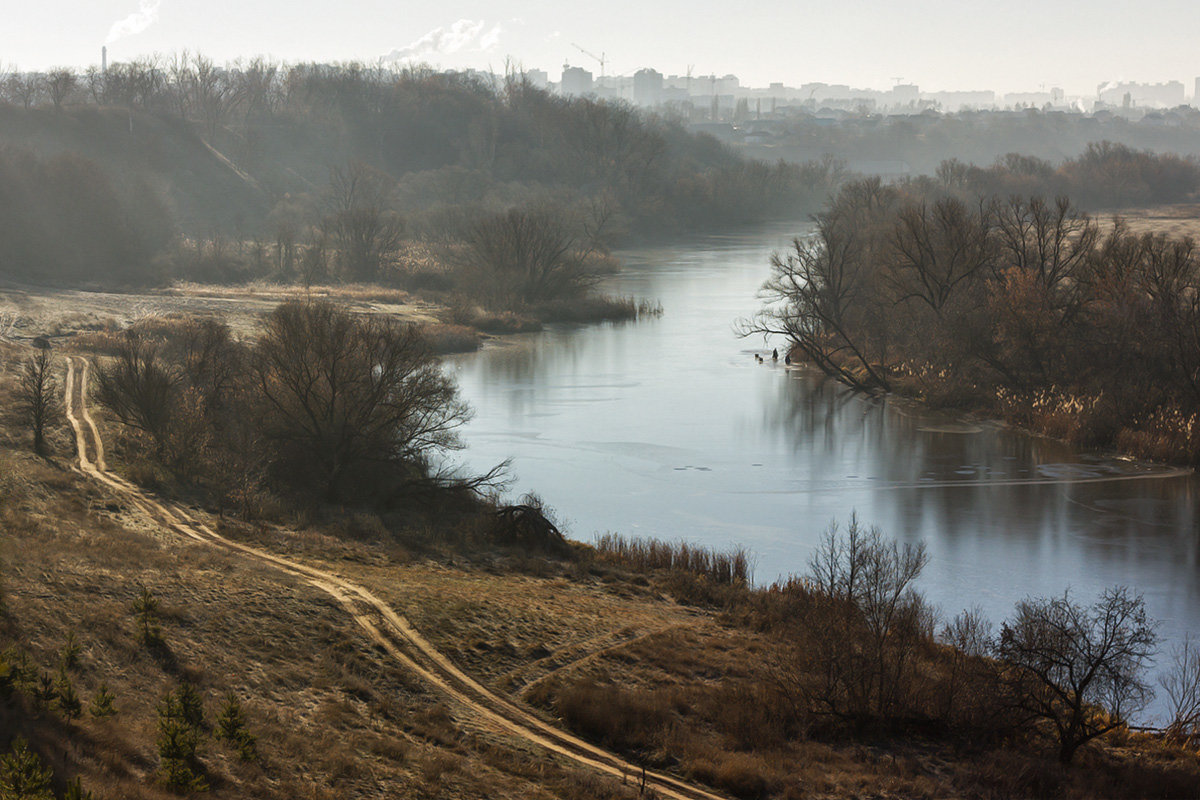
[446,221,1200,724]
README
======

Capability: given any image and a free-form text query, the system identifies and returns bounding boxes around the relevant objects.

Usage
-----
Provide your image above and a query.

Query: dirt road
[62,355,725,800]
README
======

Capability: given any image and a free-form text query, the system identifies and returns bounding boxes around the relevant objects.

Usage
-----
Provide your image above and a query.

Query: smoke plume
[383,19,502,63]
[107,0,162,45]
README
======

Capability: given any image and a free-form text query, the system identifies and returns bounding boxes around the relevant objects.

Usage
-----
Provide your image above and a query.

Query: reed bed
[592,533,751,585]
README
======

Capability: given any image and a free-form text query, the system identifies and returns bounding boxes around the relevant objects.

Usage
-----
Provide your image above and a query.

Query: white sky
[4,0,1200,96]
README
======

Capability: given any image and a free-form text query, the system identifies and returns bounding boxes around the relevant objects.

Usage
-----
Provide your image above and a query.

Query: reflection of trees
[757,367,1199,574]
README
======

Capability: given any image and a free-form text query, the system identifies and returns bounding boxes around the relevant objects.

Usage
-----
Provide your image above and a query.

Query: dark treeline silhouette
[924,142,1200,208]
[750,106,1200,180]
[0,58,842,290]
[746,177,1200,461]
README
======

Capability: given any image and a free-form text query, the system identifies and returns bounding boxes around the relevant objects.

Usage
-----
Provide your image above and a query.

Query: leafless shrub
[94,329,181,454]
[18,346,59,455]
[996,586,1157,764]
[463,208,601,308]
[1160,634,1200,743]
[253,299,469,502]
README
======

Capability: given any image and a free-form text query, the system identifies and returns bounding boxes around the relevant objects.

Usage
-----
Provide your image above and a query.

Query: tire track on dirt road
[63,355,725,800]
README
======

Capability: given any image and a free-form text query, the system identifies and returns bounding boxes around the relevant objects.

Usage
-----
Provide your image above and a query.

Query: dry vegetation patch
[4,331,1200,799]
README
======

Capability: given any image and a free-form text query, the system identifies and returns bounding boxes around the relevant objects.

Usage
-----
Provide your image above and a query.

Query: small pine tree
[132,587,162,647]
[176,681,205,731]
[156,688,206,792]
[0,654,12,701]
[63,777,95,800]
[214,691,258,762]
[61,631,82,671]
[2,648,36,698]
[0,737,54,800]
[89,683,117,719]
[32,671,57,713]
[55,666,82,721]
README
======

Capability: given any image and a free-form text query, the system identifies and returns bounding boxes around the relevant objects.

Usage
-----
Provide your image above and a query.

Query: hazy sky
[5,0,1200,96]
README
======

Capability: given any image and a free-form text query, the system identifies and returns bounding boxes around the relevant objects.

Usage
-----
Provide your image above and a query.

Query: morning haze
[2,1,1200,798]
[7,0,1200,93]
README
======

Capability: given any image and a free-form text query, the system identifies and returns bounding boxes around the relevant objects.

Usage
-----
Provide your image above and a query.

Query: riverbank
[0,275,659,359]
[3,420,1199,799]
[447,223,1200,729]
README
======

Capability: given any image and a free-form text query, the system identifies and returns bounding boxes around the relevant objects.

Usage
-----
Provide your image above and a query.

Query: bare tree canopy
[463,208,600,307]
[320,162,404,282]
[997,586,1157,764]
[18,346,59,455]
[94,330,180,452]
[252,300,468,501]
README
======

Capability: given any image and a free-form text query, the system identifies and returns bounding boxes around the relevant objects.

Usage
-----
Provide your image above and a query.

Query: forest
[0,58,839,291]
[746,169,1200,462]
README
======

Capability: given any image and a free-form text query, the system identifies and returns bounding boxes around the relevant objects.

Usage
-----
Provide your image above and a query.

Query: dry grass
[4,336,1200,799]
[594,533,752,585]
[1096,204,1200,240]
[0,360,644,799]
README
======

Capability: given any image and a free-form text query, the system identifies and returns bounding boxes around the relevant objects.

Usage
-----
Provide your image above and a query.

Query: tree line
[88,300,472,513]
[761,107,1200,182]
[928,142,1200,209]
[0,57,843,293]
[746,178,1200,461]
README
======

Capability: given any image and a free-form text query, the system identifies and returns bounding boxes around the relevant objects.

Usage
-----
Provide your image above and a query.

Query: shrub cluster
[747,179,1200,460]
[92,300,470,510]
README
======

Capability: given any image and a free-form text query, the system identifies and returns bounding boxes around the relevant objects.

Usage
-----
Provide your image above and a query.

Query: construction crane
[571,43,608,80]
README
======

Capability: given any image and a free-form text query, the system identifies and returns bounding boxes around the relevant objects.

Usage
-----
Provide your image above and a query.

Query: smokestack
[102,46,107,74]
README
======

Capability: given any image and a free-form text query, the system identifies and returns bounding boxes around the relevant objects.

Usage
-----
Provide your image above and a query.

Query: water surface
[447,223,1200,723]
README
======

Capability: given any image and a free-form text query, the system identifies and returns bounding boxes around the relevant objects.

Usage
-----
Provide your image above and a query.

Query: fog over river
[448,222,1200,723]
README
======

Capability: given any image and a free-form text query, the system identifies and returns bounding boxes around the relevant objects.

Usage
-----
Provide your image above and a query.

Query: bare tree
[1160,635,1200,742]
[741,180,898,392]
[938,607,1002,727]
[45,68,77,109]
[464,208,600,308]
[320,163,404,283]
[888,196,993,314]
[18,345,59,455]
[252,300,468,502]
[188,54,238,138]
[83,66,106,105]
[993,196,1097,293]
[797,516,930,722]
[94,329,181,454]
[5,72,43,109]
[996,586,1157,764]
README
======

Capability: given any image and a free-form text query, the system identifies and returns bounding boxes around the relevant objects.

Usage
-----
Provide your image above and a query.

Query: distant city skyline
[6,0,1200,97]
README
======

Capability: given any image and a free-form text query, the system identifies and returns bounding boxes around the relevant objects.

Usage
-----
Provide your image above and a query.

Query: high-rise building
[633,68,663,107]
[561,66,593,96]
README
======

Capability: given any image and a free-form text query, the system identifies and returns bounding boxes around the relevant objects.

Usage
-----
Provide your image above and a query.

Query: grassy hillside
[2,329,1200,799]
[0,104,266,235]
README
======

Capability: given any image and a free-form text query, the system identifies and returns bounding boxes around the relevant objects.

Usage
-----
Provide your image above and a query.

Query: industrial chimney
[102,46,107,74]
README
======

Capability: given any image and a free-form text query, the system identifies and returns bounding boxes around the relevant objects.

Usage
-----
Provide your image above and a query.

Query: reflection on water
[446,222,1200,723]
